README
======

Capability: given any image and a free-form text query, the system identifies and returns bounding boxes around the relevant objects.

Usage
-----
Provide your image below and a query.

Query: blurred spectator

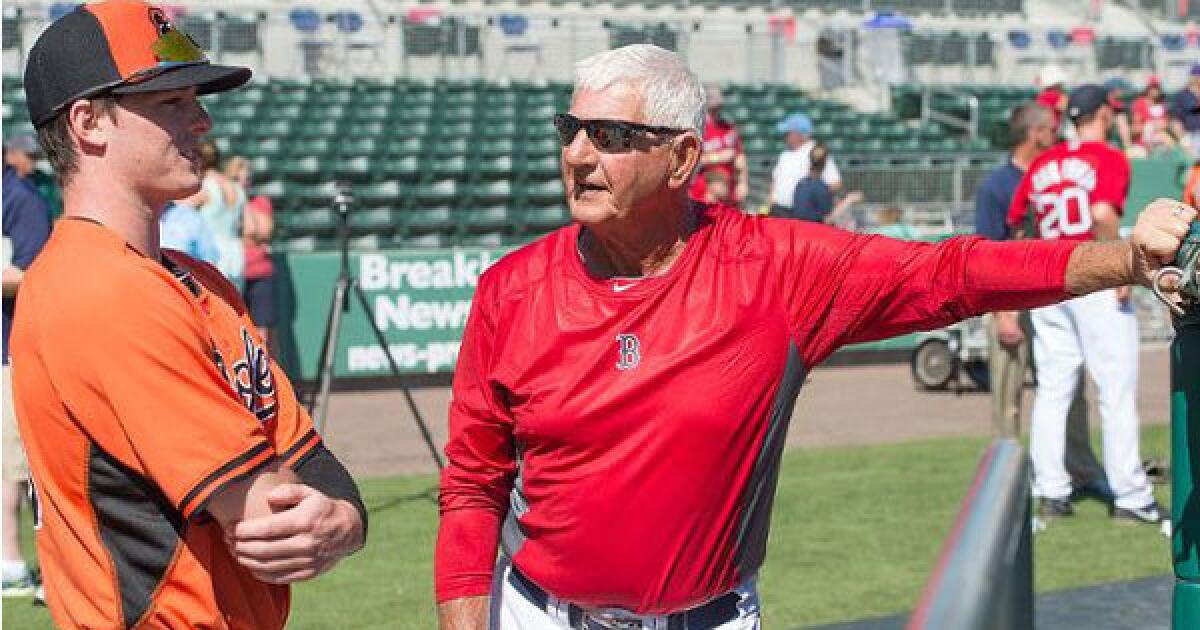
[2,162,49,599]
[1184,159,1200,209]
[769,112,841,217]
[1171,63,1200,156]
[159,201,219,265]
[1103,79,1134,151]
[3,135,60,220]
[688,85,748,209]
[1035,65,1068,133]
[179,140,245,290]
[696,168,732,205]
[1132,76,1170,149]
[865,206,918,240]
[227,156,278,345]
[783,142,862,224]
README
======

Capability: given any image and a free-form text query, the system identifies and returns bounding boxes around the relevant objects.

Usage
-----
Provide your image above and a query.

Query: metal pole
[1170,223,1200,628]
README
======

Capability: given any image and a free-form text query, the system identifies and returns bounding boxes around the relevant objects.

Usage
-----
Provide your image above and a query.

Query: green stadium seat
[522,204,571,232]
[210,120,247,139]
[415,180,461,206]
[281,208,336,235]
[434,122,475,138]
[468,180,513,205]
[344,122,387,139]
[522,179,566,205]
[522,156,560,179]
[339,138,382,158]
[269,104,305,120]
[250,120,292,138]
[521,138,560,158]
[298,181,342,206]
[387,137,424,157]
[396,232,449,248]
[389,122,429,140]
[347,104,392,122]
[480,139,516,159]
[279,236,325,252]
[290,138,334,157]
[459,205,512,233]
[480,121,517,139]
[279,157,328,183]
[348,208,396,234]
[431,138,470,157]
[402,205,456,235]
[458,232,506,248]
[242,137,286,159]
[478,156,514,179]
[381,156,422,182]
[296,120,339,138]
[439,105,477,121]
[430,156,470,180]
[213,103,257,122]
[357,181,407,207]
[348,234,386,251]
[334,156,376,183]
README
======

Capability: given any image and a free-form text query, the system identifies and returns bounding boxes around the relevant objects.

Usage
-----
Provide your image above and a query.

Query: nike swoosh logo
[612,283,636,292]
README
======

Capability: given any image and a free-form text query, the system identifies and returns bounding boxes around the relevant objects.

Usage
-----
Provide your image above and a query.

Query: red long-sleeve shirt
[436,205,1077,614]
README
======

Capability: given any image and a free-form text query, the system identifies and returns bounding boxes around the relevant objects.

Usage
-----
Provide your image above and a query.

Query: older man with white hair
[435,44,1196,630]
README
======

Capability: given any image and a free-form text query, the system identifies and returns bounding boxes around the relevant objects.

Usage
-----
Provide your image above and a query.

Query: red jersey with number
[1006,140,1130,242]
[435,205,1080,614]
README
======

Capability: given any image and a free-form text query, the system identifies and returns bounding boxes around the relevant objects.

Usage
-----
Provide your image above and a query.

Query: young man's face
[103,86,212,208]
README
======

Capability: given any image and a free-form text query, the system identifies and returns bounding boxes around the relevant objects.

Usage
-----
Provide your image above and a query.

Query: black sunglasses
[553,113,687,152]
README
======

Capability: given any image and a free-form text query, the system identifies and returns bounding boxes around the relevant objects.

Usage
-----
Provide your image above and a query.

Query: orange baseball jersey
[10,218,321,630]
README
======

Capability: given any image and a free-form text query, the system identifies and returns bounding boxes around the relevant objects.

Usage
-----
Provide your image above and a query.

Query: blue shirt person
[159,201,220,265]
[2,165,51,364]
[974,160,1024,241]
[790,175,834,222]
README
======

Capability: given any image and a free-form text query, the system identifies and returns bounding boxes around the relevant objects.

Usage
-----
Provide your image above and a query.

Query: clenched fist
[1130,198,1197,288]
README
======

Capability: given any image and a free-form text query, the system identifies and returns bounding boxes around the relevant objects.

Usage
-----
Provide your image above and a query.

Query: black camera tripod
[306,184,445,470]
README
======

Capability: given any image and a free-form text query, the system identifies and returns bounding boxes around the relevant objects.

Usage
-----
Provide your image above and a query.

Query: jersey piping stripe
[280,428,322,468]
[178,440,273,519]
[733,342,807,576]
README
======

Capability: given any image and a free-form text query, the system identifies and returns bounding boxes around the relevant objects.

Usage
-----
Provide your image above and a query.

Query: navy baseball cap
[1066,84,1113,121]
[23,0,251,128]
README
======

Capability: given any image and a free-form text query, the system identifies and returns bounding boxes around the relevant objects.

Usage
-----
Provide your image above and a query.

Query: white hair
[573,44,705,135]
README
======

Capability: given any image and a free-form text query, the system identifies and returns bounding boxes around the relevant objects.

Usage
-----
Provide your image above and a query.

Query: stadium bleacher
[1,75,983,250]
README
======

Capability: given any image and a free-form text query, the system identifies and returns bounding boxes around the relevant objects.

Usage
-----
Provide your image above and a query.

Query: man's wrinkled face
[561,84,682,227]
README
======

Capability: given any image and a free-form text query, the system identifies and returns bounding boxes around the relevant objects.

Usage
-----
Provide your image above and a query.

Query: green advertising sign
[275,248,510,381]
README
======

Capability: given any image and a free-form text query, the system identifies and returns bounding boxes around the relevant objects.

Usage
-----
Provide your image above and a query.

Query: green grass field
[3,426,1174,629]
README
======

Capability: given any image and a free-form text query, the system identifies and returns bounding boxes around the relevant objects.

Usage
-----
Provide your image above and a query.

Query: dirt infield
[319,344,1173,478]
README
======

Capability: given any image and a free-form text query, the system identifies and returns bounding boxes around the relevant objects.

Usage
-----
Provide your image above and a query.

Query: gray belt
[507,565,741,630]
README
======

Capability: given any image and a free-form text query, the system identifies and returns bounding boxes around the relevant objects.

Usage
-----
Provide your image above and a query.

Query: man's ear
[67,99,113,155]
[667,132,701,188]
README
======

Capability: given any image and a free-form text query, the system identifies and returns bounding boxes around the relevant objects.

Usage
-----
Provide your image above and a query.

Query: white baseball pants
[1028,289,1154,510]
[488,557,761,630]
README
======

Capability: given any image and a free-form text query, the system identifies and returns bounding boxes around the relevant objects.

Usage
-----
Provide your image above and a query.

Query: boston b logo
[615,333,641,371]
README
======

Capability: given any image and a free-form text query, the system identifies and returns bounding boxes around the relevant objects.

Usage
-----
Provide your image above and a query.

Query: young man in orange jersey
[10,3,365,628]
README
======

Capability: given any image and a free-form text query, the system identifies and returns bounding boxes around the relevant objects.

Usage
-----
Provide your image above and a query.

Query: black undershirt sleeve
[293,446,368,540]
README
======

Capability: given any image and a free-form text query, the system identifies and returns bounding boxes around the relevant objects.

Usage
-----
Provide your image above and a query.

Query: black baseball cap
[23,0,251,128]
[1066,84,1113,122]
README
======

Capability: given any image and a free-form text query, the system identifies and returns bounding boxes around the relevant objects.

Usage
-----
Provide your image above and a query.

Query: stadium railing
[907,438,1034,630]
